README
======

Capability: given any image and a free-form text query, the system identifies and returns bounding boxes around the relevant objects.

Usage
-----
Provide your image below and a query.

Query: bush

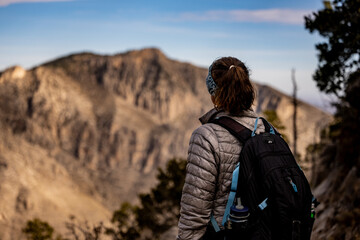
[22,218,56,240]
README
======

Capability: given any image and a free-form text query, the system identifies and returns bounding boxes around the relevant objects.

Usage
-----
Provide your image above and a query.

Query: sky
[0,0,334,112]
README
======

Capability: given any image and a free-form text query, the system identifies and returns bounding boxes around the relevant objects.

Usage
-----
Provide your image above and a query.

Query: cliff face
[0,48,331,238]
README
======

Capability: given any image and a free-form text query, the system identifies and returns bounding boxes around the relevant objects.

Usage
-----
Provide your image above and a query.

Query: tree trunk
[292,68,298,159]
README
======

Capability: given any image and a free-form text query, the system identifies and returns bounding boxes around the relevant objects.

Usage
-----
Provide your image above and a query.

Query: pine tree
[304,0,360,97]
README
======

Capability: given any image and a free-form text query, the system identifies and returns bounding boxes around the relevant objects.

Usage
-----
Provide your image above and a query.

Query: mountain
[0,48,331,239]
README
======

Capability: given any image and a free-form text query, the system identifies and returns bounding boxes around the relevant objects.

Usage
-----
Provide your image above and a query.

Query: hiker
[177,56,316,240]
[177,57,265,240]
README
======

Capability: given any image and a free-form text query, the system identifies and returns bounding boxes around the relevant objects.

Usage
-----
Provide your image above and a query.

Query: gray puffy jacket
[177,108,265,240]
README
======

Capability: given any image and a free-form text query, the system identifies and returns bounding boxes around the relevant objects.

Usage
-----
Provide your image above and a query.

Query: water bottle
[226,197,250,231]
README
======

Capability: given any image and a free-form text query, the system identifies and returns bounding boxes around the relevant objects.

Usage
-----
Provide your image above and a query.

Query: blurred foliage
[22,218,60,240]
[136,158,186,239]
[65,215,105,240]
[331,71,360,167]
[304,2,360,238]
[22,217,106,240]
[263,110,289,143]
[105,202,140,240]
[305,0,360,97]
[305,0,360,167]
[107,158,186,240]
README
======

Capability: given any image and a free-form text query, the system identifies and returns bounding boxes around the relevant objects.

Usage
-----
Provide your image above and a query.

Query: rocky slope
[305,74,360,240]
[0,48,331,239]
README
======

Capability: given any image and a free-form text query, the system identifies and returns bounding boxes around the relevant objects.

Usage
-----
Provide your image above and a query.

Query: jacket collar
[199,108,257,125]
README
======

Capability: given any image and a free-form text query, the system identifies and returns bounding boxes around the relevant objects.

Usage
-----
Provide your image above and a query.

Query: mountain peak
[120,47,167,60]
[0,65,26,79]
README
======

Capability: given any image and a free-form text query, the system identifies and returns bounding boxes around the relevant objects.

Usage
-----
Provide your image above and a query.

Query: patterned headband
[206,63,217,96]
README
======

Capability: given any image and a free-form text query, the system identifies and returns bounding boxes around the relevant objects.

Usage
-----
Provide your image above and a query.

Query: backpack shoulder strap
[211,116,252,144]
[259,117,279,135]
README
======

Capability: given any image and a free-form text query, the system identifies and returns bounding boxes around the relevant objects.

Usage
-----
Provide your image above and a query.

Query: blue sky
[0,0,334,111]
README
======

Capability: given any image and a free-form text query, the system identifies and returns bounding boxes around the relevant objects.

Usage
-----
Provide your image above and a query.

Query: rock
[15,187,32,213]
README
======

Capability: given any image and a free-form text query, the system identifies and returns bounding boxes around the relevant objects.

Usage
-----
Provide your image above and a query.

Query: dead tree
[292,68,298,159]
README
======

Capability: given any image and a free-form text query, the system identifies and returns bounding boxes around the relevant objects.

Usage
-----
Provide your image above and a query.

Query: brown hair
[211,57,255,114]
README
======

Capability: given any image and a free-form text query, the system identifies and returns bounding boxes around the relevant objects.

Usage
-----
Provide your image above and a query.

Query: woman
[177,57,265,240]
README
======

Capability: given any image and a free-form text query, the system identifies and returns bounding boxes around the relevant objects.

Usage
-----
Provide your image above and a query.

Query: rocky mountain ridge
[0,48,331,239]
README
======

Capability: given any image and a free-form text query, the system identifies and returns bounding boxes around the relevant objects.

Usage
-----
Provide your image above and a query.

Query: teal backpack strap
[259,117,275,135]
[210,214,221,232]
[252,117,276,136]
[251,117,260,137]
[258,198,268,210]
[221,163,240,226]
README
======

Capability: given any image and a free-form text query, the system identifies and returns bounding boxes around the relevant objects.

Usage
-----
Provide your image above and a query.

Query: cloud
[177,9,312,25]
[0,0,73,7]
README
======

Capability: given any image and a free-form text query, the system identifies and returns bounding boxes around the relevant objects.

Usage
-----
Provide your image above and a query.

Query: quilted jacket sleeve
[177,125,219,240]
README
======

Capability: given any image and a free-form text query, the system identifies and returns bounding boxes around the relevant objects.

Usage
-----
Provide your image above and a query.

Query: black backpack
[209,116,317,240]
